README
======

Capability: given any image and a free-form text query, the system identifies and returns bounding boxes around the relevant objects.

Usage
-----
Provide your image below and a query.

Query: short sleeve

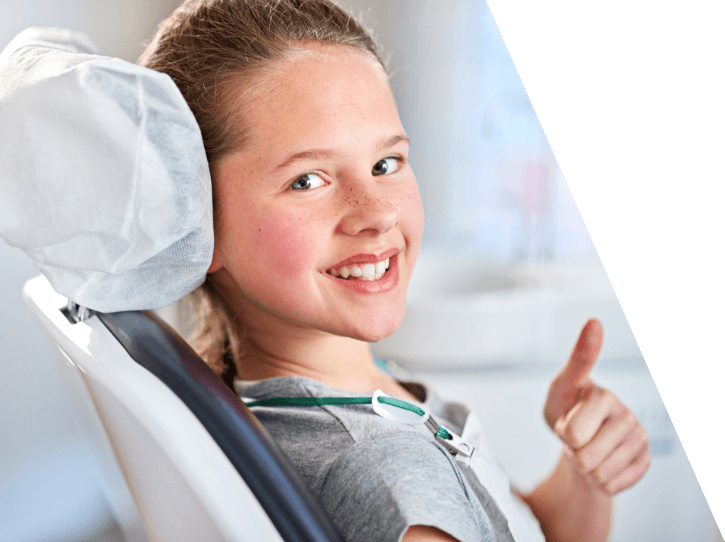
[318,432,487,542]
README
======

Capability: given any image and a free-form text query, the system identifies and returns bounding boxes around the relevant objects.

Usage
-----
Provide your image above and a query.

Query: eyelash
[288,156,405,191]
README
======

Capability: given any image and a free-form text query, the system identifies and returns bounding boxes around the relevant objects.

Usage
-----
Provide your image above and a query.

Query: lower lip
[323,255,400,294]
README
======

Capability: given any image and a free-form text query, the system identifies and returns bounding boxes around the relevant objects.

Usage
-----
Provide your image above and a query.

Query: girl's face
[210,44,424,344]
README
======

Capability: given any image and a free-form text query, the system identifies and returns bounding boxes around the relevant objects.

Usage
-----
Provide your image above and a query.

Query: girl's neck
[235,333,419,402]
[237,334,378,389]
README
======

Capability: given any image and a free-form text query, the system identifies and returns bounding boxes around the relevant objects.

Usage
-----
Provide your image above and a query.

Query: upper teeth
[329,258,390,281]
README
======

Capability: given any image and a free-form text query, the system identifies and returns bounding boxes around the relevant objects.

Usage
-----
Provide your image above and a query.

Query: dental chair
[22,275,343,542]
[2,27,343,542]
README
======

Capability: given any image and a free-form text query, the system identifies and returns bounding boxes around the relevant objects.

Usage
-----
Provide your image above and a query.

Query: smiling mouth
[326,257,391,281]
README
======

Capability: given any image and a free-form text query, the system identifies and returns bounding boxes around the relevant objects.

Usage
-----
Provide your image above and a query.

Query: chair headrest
[0,28,213,312]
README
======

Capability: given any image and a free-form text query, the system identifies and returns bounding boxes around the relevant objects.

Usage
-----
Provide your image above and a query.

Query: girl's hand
[543,319,651,495]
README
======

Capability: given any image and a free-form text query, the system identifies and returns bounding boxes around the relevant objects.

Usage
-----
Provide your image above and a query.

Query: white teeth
[329,257,392,281]
[361,263,376,280]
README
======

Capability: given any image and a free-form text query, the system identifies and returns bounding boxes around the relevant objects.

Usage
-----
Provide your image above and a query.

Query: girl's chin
[342,316,404,343]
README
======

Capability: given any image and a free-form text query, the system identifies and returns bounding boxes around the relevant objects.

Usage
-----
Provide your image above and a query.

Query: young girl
[139,1,651,541]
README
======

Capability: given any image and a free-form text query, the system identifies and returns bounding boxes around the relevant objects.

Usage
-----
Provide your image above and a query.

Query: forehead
[224,44,402,152]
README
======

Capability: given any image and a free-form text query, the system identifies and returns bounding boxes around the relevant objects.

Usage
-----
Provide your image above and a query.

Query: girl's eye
[290,172,325,191]
[372,157,401,176]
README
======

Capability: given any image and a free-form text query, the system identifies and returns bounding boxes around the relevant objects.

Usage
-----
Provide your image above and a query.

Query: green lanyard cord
[243,358,453,441]
[245,395,421,413]
[244,395,452,440]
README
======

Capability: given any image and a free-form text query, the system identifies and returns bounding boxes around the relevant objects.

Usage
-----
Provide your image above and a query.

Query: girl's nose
[337,186,400,237]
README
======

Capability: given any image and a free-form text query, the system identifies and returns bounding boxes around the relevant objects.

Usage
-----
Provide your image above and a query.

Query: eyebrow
[272,133,411,174]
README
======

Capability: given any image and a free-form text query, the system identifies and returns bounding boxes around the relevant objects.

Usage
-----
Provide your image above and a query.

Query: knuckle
[578,456,593,473]
[595,386,610,399]
[623,410,637,427]
[592,386,608,401]
[563,426,585,448]
[606,391,623,411]
[555,418,571,438]
[591,466,607,485]
[573,450,593,473]
[636,424,649,446]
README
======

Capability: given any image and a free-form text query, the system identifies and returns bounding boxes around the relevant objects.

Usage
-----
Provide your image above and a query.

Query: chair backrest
[23,275,343,542]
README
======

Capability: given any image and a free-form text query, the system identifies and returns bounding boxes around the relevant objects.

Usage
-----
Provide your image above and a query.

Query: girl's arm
[521,319,650,542]
[517,453,613,542]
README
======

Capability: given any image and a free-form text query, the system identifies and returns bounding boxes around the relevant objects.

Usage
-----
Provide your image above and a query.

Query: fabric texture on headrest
[0,28,214,312]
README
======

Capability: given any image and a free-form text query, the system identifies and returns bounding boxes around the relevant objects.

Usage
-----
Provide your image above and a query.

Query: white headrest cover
[0,28,214,312]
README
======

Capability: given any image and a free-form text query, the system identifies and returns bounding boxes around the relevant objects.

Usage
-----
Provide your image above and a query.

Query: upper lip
[326,247,400,270]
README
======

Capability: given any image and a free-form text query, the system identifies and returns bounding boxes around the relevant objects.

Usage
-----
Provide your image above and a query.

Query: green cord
[244,357,456,444]
[245,395,455,444]
[245,395,426,417]
[435,427,451,440]
[246,397,370,408]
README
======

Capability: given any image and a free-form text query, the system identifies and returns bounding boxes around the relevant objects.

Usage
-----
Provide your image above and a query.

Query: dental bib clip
[371,389,473,461]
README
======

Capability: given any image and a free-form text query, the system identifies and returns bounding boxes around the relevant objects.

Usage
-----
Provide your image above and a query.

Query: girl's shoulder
[236,375,469,484]
[237,375,494,542]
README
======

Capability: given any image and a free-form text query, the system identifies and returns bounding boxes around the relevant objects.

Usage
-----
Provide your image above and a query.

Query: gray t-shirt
[236,375,543,542]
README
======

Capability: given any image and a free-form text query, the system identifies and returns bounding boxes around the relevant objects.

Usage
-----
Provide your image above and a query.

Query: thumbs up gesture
[543,319,651,495]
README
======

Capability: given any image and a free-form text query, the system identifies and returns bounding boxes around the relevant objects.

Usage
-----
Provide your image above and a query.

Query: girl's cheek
[403,184,425,243]
[256,209,321,279]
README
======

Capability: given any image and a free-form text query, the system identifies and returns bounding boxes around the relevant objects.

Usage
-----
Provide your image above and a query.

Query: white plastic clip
[372,389,430,426]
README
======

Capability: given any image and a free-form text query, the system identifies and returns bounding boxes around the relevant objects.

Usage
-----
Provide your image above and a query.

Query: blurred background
[0,0,720,541]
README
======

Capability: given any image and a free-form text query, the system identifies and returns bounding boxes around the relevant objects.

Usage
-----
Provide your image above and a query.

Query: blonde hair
[139,0,383,386]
